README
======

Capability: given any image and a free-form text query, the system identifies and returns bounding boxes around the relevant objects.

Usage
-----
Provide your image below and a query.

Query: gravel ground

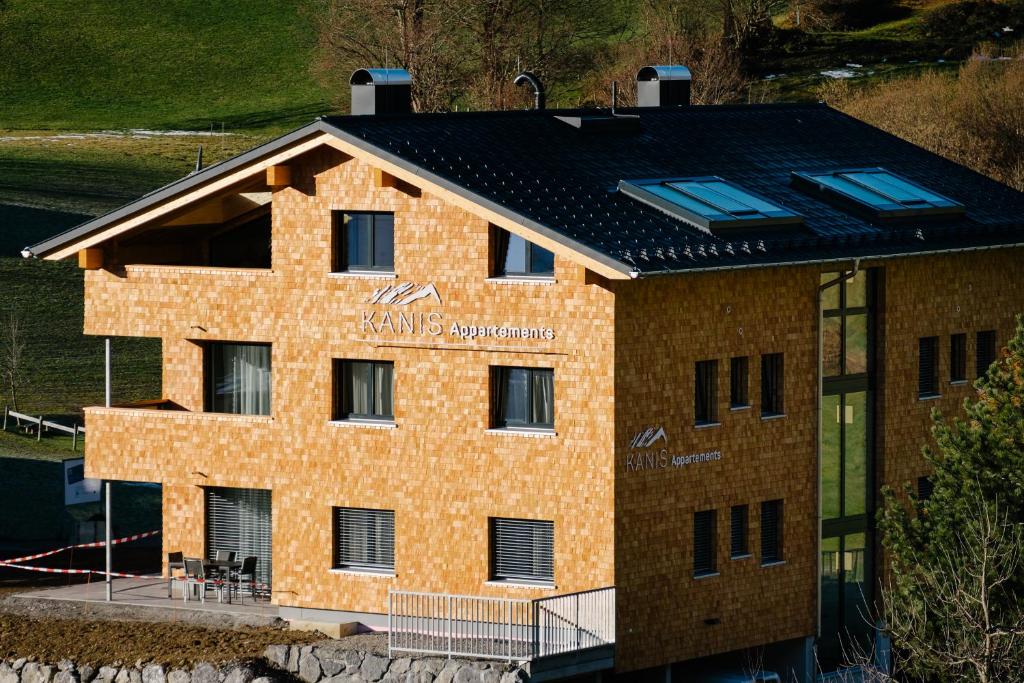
[0,587,323,668]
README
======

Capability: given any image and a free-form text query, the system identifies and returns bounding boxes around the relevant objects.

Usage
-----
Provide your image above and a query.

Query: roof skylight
[791,168,964,219]
[618,177,802,233]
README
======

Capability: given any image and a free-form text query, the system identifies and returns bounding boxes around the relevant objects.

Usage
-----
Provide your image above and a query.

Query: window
[695,360,719,425]
[693,509,717,577]
[950,333,967,383]
[976,330,996,379]
[918,337,939,398]
[917,477,934,501]
[491,367,554,430]
[792,168,963,220]
[205,343,271,416]
[334,360,394,421]
[333,212,394,272]
[618,177,801,233]
[490,518,554,584]
[730,505,749,558]
[761,500,783,564]
[730,356,749,409]
[493,228,554,277]
[760,353,784,417]
[333,507,395,573]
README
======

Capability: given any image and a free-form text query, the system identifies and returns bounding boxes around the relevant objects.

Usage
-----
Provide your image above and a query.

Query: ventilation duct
[350,68,413,116]
[636,65,691,108]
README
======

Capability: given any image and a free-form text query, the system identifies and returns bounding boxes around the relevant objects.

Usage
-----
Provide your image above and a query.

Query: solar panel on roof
[791,168,964,219]
[618,176,803,234]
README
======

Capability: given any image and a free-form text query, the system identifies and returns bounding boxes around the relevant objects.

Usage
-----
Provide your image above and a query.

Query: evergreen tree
[880,315,1024,681]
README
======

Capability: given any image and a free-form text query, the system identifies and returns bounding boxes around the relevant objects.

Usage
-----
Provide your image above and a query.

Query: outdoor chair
[166,551,185,599]
[215,549,237,561]
[230,556,259,602]
[180,557,226,603]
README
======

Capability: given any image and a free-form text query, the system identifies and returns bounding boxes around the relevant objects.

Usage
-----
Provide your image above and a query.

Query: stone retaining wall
[0,644,529,683]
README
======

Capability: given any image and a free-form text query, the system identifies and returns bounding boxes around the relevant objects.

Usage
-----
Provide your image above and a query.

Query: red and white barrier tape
[0,561,160,579]
[0,530,160,565]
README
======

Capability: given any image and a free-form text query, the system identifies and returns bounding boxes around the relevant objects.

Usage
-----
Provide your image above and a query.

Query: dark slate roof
[321,103,1024,274]
[28,103,1024,274]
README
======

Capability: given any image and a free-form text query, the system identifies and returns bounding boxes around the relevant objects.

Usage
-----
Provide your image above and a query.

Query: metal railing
[388,586,615,662]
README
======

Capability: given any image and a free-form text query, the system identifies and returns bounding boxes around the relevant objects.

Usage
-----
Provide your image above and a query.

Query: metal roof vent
[636,65,691,108]
[350,68,413,116]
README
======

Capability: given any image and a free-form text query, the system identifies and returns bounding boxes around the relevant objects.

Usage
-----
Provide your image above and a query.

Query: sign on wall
[359,281,556,342]
[63,457,101,506]
[625,426,722,473]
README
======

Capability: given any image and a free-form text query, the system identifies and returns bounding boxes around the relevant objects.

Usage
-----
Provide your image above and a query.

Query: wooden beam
[266,165,291,188]
[373,167,397,189]
[45,134,331,261]
[78,248,104,270]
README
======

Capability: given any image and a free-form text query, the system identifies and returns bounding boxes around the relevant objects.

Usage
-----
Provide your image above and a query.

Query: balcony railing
[387,587,615,662]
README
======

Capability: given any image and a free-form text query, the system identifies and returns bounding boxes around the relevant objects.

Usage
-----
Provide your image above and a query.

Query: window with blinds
[205,487,272,586]
[761,353,785,417]
[730,505,749,558]
[976,330,996,379]
[919,337,939,398]
[695,360,719,425]
[333,507,395,572]
[761,499,783,564]
[730,356,749,409]
[950,333,967,383]
[693,509,717,577]
[489,518,554,584]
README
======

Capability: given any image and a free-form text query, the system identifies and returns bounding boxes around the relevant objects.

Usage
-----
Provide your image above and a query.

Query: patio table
[203,560,241,603]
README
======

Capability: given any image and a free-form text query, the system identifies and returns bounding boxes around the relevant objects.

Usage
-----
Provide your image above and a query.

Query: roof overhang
[27,119,635,280]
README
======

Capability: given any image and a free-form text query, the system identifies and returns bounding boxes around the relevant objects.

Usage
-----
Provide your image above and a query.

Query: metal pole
[104,338,111,408]
[105,481,112,601]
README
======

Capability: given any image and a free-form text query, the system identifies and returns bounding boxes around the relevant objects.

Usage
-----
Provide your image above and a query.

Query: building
[26,67,1024,680]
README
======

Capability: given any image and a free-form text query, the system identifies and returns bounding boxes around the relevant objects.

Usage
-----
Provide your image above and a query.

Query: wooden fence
[3,406,85,451]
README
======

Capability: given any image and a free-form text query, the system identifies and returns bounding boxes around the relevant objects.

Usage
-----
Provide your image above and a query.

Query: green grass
[0,133,267,216]
[0,0,332,132]
[0,258,161,415]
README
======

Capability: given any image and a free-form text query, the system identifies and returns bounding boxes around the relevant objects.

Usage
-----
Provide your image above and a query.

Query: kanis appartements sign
[358,282,555,341]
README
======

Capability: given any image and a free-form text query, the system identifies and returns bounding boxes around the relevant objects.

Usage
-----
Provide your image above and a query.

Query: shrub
[822,44,1024,192]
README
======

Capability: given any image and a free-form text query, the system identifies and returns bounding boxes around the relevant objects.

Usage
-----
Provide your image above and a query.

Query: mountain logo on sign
[630,426,667,449]
[367,282,442,306]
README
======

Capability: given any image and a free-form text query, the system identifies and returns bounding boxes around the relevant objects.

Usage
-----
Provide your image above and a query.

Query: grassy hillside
[0,258,161,416]
[0,0,331,131]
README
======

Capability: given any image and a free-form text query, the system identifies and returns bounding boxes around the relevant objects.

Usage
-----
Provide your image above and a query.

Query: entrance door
[819,270,875,666]
[206,487,272,587]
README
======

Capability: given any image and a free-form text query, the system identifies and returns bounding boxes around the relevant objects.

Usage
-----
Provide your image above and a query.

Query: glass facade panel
[821,394,841,520]
[503,234,528,274]
[346,214,373,268]
[843,392,868,517]
[844,314,868,374]
[529,244,554,275]
[822,315,842,377]
[820,536,841,641]
[821,273,840,310]
[503,368,530,425]
[845,272,866,308]
[842,532,869,635]
[372,215,394,269]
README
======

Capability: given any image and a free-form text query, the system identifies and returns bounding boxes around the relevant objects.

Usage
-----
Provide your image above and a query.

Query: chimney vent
[350,68,413,116]
[636,65,691,108]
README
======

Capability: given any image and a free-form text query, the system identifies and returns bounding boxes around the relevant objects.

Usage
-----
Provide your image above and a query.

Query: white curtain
[531,370,554,426]
[213,344,271,415]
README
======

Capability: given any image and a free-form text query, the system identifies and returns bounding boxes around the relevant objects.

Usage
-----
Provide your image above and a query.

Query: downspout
[814,258,859,649]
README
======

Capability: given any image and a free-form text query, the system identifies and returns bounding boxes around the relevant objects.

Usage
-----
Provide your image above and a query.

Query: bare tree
[0,308,27,412]
[313,0,471,112]
[883,502,1024,682]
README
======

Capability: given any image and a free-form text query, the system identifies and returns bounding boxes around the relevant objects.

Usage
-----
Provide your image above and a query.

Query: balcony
[388,587,615,681]
[83,264,277,339]
[84,404,274,484]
